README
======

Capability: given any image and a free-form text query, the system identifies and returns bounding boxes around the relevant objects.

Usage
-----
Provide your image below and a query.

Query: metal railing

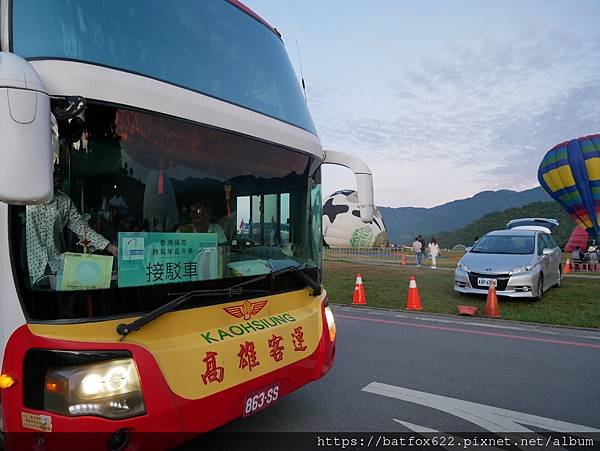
[324,247,417,265]
[323,247,466,268]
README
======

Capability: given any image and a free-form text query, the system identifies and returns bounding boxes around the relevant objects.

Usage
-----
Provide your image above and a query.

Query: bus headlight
[44,358,145,419]
[324,306,336,343]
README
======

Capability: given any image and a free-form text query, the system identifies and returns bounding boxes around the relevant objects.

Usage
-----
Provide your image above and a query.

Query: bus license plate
[477,278,497,287]
[243,383,280,417]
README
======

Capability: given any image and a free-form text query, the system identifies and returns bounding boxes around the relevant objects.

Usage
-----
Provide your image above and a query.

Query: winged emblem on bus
[223,300,268,320]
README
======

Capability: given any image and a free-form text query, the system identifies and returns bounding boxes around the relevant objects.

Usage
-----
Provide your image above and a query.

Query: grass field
[323,261,600,329]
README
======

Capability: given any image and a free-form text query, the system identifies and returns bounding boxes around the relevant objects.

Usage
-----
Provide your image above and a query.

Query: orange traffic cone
[406,276,423,310]
[352,274,367,305]
[483,284,501,318]
[401,254,407,266]
[563,259,571,275]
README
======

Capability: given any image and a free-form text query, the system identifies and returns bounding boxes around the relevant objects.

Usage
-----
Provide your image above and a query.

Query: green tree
[435,202,576,248]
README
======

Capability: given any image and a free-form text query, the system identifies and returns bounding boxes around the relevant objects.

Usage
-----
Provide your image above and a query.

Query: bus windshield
[9,102,322,322]
[11,0,316,134]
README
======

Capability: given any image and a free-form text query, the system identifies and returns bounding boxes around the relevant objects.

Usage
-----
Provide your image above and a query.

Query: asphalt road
[183,305,600,448]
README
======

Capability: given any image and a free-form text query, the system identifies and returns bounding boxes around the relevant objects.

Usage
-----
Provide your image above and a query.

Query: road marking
[398,316,600,340]
[364,382,600,433]
[392,418,443,433]
[335,314,600,349]
[338,309,600,341]
[359,308,597,339]
[398,315,529,331]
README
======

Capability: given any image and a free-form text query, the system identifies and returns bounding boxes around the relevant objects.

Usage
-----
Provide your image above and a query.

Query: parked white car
[454,222,562,301]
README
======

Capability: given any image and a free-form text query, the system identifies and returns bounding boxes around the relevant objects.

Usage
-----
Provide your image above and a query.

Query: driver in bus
[176,201,228,244]
[25,168,119,287]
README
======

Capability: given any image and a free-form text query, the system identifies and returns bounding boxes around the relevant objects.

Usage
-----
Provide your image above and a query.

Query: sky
[242,0,600,208]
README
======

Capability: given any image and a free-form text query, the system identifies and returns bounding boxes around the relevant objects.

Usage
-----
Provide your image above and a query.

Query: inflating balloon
[564,225,589,252]
[538,135,600,240]
[323,190,388,247]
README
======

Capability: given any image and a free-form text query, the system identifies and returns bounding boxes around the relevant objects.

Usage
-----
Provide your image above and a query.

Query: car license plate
[477,278,497,287]
[243,383,280,417]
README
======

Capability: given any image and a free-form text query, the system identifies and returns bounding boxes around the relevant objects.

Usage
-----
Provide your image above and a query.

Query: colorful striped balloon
[538,135,600,240]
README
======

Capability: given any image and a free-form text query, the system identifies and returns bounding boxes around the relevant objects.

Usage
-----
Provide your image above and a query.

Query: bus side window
[236,196,251,238]
[280,193,290,247]
[263,194,277,246]
[251,195,262,243]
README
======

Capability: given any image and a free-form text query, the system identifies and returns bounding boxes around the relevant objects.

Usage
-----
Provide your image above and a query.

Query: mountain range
[434,201,576,248]
[379,187,552,244]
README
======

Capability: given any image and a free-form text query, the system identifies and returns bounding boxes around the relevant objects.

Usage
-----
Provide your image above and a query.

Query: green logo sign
[118,232,218,288]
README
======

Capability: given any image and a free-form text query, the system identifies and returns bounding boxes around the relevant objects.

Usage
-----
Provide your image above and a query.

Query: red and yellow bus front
[0,101,333,449]
[2,288,335,450]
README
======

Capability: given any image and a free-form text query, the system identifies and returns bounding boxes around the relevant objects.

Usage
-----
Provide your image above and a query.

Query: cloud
[485,80,600,188]
[308,25,600,205]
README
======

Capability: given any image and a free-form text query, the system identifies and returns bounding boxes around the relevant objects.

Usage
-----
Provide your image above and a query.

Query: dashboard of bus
[10,0,316,134]
[9,101,323,322]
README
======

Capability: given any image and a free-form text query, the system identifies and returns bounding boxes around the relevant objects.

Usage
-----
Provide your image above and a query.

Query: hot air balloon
[538,135,600,240]
[323,190,388,247]
[564,226,589,253]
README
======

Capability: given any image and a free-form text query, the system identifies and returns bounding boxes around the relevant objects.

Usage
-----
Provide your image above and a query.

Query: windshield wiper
[226,263,321,297]
[116,265,321,340]
[116,287,268,340]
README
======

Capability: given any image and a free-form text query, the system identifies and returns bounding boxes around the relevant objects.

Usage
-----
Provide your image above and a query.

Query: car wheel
[534,275,544,301]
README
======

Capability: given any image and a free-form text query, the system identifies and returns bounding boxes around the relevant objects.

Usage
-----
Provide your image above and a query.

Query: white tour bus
[0,1,374,449]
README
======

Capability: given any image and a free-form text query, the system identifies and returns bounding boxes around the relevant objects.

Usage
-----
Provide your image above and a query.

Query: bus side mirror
[0,52,53,204]
[321,149,375,223]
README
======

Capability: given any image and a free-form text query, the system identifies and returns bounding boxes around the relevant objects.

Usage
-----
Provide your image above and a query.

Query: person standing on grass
[412,237,423,267]
[428,237,440,269]
[418,234,427,263]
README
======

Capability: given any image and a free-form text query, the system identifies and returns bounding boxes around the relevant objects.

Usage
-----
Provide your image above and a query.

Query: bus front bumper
[1,321,335,450]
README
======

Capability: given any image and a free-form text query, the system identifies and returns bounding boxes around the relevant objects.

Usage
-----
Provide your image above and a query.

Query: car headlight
[44,358,145,419]
[509,265,532,275]
[457,263,470,272]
